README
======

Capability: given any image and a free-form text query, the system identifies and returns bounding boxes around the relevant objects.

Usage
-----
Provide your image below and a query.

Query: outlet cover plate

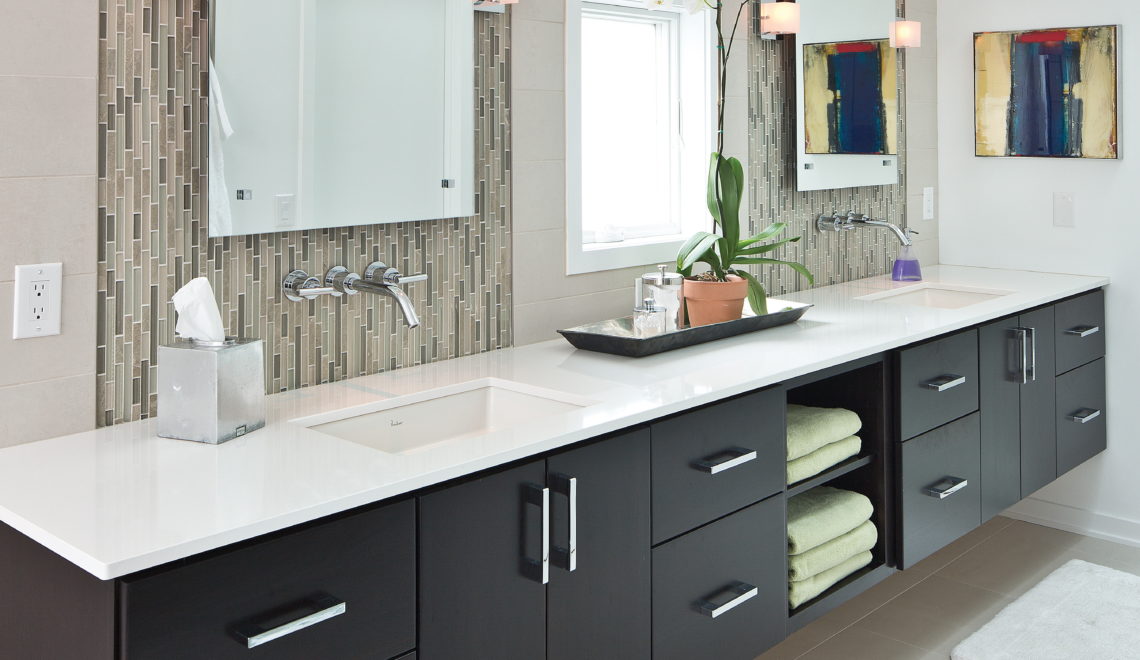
[1053,192,1077,227]
[13,263,62,339]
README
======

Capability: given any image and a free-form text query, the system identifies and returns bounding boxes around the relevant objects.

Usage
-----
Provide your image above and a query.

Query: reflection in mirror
[209,0,475,237]
[795,0,899,191]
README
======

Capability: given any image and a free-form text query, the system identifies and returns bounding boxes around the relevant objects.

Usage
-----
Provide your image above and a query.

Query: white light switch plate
[923,187,935,220]
[1053,192,1077,227]
[13,263,62,339]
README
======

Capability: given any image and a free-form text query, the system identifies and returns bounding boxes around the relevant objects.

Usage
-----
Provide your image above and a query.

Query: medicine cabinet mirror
[208,0,475,237]
[795,0,900,191]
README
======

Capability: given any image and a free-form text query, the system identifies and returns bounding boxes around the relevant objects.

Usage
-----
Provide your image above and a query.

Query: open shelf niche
[783,355,896,628]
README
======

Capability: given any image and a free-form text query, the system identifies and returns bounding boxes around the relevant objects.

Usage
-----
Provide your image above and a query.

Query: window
[567,0,715,274]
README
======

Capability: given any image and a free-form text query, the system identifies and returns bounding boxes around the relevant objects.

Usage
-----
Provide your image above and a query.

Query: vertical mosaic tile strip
[744,0,908,295]
[97,1,512,426]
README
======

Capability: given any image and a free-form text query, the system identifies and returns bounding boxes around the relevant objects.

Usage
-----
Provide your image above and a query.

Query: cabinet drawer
[1055,290,1105,375]
[652,495,785,660]
[1057,358,1107,477]
[650,389,784,544]
[120,500,416,660]
[900,414,981,568]
[898,330,980,440]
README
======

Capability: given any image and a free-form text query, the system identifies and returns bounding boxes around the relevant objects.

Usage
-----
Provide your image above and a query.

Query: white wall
[937,0,1140,543]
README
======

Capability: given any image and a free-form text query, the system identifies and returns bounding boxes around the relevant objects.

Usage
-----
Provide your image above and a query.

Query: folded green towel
[787,486,874,555]
[788,520,877,581]
[789,550,873,609]
[787,405,863,461]
[787,435,862,485]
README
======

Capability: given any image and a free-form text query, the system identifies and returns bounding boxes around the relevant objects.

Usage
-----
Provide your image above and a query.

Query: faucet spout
[347,278,422,328]
[852,218,913,247]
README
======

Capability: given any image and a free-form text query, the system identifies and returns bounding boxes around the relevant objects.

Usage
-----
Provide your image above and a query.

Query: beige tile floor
[758,517,1140,660]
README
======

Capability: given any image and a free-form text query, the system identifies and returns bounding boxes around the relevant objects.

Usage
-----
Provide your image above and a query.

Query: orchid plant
[648,0,813,315]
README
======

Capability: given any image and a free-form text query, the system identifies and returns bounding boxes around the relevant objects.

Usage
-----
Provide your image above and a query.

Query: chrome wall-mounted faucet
[283,262,428,328]
[817,211,916,247]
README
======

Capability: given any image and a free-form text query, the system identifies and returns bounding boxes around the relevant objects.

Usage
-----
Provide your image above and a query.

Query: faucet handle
[364,261,428,286]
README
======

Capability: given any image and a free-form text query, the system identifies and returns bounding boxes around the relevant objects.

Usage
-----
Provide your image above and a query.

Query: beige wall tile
[512,228,646,304]
[0,76,97,178]
[0,0,99,78]
[513,287,633,345]
[0,274,96,388]
[513,160,566,233]
[512,90,566,162]
[513,18,564,92]
[513,0,564,23]
[0,176,97,280]
[0,373,95,448]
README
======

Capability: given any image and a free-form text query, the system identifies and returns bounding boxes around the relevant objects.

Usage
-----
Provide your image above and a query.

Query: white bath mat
[952,559,1140,660]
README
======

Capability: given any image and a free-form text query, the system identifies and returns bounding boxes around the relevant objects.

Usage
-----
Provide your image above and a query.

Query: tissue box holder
[157,338,266,445]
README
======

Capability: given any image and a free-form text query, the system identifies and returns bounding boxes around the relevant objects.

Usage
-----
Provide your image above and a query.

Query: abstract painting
[975,26,1118,159]
[804,39,898,155]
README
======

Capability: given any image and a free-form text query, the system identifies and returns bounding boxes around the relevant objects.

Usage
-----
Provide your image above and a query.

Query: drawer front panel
[652,496,785,660]
[1055,290,1106,375]
[1057,358,1107,477]
[900,413,982,568]
[651,389,785,544]
[899,330,980,440]
[121,500,416,660]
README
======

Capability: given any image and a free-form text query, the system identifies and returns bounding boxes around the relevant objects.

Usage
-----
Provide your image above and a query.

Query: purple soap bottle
[892,230,922,282]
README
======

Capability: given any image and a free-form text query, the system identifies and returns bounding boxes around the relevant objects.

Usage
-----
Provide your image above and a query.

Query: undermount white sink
[857,283,1014,309]
[298,378,596,455]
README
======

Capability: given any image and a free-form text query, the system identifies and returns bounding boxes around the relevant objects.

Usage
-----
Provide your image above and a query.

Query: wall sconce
[756,2,800,41]
[890,19,922,48]
[473,0,518,12]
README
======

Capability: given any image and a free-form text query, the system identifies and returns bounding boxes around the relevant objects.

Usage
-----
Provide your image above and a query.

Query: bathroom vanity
[0,267,1108,660]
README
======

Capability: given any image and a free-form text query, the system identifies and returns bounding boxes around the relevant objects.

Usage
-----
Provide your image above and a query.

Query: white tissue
[172,277,226,343]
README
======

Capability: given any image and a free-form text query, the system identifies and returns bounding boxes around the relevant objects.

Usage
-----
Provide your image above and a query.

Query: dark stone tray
[557,300,812,358]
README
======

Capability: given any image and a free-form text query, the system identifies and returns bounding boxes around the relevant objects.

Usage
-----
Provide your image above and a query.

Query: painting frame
[974,25,1120,160]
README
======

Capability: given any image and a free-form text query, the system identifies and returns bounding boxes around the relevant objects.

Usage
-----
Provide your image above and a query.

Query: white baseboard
[1004,498,1140,549]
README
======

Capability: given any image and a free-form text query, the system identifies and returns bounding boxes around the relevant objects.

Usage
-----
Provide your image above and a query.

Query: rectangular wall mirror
[209,0,475,237]
[795,0,899,192]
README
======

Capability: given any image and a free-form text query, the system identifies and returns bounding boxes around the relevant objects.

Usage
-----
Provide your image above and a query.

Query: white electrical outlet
[1053,192,1077,227]
[13,263,63,339]
[923,187,936,221]
[275,194,296,228]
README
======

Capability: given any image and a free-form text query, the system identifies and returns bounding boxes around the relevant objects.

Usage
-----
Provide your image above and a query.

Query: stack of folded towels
[786,404,863,485]
[787,486,878,609]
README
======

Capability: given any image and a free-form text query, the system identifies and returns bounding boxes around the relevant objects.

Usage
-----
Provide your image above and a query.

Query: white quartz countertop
[0,266,1108,579]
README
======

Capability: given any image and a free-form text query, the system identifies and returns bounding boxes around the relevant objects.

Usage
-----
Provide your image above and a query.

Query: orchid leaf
[678,232,720,273]
[732,257,816,285]
[736,236,800,256]
[732,269,768,316]
[739,222,788,247]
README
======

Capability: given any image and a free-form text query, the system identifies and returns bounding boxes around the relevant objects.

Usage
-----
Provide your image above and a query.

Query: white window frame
[565,0,716,275]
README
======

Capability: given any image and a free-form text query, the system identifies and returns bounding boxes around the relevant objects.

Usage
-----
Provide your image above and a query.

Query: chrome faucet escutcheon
[282,262,428,328]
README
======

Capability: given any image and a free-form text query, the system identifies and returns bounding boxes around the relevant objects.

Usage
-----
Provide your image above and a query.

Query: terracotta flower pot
[683,275,749,327]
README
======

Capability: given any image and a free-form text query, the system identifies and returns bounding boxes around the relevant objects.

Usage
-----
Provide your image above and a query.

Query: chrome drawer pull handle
[1065,325,1101,338]
[696,581,759,619]
[693,447,758,475]
[234,594,346,649]
[924,476,968,499]
[550,474,577,572]
[521,484,550,584]
[1067,408,1102,424]
[922,374,967,392]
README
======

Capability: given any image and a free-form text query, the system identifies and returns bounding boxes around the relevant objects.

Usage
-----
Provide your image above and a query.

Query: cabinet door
[1020,307,1058,497]
[900,414,982,568]
[652,496,786,660]
[120,500,416,660]
[978,319,1023,522]
[547,430,652,660]
[419,461,547,660]
[1057,359,1107,476]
